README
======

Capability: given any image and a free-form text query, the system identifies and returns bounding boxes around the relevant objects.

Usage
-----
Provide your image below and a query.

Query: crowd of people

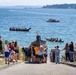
[22,44,48,63]
[4,40,19,64]
[63,41,76,62]
[50,46,61,64]
[0,31,76,65]
[0,36,19,64]
[50,41,76,64]
[22,31,48,63]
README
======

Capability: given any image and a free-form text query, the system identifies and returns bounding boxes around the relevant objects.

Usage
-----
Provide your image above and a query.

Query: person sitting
[55,38,58,42]
[51,38,57,42]
[58,38,62,42]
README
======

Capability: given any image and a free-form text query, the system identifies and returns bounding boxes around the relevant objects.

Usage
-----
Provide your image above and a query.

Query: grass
[19,48,26,61]
[0,59,5,66]
[0,48,25,66]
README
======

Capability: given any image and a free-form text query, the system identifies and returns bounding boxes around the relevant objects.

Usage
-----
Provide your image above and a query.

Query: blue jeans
[55,56,60,64]
[69,51,74,62]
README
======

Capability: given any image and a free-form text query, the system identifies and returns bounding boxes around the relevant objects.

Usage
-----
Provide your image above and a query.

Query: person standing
[74,43,76,62]
[34,45,39,63]
[9,42,15,63]
[43,44,48,63]
[27,46,32,62]
[4,41,10,64]
[0,36,3,54]
[63,43,70,61]
[38,45,44,63]
[36,30,41,46]
[69,41,74,62]
[55,46,60,64]
[30,45,36,63]
[14,41,19,62]
[50,51,52,62]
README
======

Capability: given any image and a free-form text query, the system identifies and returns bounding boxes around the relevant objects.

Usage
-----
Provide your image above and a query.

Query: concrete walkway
[0,61,76,75]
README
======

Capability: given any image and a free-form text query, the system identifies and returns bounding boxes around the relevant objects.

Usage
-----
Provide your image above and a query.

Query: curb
[61,62,76,67]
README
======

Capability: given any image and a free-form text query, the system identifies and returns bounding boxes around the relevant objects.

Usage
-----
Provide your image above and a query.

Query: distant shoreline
[0,4,76,9]
[42,4,76,9]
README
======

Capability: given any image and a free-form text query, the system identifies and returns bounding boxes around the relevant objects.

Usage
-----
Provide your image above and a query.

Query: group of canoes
[9,28,64,43]
[9,18,59,32]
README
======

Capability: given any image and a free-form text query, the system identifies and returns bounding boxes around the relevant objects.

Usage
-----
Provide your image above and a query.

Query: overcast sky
[0,0,76,6]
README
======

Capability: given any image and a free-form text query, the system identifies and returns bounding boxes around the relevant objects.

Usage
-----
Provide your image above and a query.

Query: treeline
[42,4,76,9]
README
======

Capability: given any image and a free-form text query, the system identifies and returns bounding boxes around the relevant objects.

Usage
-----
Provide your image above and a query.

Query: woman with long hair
[64,43,70,61]
[14,41,19,62]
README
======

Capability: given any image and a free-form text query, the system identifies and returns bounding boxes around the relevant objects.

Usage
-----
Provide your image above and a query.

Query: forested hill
[42,4,76,9]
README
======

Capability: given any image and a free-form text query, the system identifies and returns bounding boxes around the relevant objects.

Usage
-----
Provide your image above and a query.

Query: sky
[0,0,76,6]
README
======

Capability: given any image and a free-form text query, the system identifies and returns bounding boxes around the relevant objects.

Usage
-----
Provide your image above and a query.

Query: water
[0,8,76,59]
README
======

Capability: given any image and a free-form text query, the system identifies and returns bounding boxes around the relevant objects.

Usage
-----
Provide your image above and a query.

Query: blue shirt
[55,48,60,56]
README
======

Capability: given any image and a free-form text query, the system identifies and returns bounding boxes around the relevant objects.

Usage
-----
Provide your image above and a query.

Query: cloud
[0,0,12,2]
[5,0,12,2]
[0,0,13,6]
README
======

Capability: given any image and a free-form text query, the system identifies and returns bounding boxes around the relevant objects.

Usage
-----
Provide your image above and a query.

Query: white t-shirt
[38,48,44,55]
[4,44,9,52]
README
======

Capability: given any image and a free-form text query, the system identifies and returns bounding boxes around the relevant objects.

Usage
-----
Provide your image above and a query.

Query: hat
[5,40,8,44]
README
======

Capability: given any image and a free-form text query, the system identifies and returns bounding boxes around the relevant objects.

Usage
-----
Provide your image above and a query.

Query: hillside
[42,4,76,9]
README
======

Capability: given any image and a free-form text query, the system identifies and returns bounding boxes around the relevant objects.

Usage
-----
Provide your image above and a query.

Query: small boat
[47,19,59,22]
[9,27,31,31]
[45,37,64,43]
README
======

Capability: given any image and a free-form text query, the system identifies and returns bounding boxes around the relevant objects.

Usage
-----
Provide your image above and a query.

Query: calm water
[0,8,76,58]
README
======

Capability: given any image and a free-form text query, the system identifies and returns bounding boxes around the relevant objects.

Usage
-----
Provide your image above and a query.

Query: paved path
[0,61,76,75]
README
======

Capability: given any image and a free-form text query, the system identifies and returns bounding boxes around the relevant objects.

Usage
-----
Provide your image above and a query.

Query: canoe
[31,40,46,46]
[45,38,64,43]
[9,27,31,31]
[47,19,59,22]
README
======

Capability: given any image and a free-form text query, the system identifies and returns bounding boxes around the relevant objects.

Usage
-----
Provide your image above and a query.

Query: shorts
[44,54,47,57]
[38,55,43,59]
[27,53,31,57]
[5,52,10,57]
[35,54,38,58]
[0,46,2,51]
[14,49,19,53]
